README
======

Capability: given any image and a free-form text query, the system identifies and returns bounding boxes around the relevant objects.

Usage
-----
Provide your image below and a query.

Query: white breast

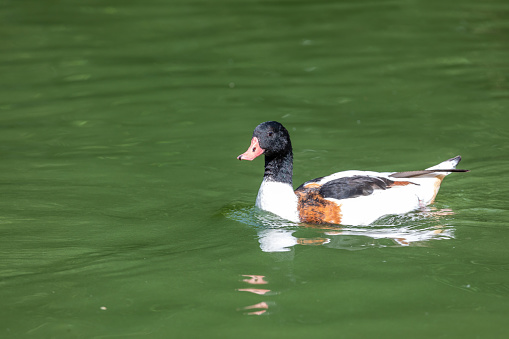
[255,180,299,222]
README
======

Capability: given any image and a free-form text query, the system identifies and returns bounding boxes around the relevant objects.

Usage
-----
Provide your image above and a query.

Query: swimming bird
[237,121,469,225]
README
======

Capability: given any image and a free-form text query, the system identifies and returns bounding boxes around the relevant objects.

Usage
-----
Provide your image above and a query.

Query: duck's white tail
[426,155,462,171]
[390,156,468,179]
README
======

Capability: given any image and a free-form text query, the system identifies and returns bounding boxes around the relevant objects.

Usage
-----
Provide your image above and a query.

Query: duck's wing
[296,175,412,201]
[318,175,395,200]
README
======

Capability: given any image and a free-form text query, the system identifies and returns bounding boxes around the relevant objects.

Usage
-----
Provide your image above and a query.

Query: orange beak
[237,137,264,161]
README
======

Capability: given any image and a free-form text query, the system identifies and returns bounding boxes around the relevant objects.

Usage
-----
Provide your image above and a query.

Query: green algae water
[1,0,508,338]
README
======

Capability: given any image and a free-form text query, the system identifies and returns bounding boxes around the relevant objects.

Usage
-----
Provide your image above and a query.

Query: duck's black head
[238,121,293,184]
[237,121,292,160]
[253,121,292,157]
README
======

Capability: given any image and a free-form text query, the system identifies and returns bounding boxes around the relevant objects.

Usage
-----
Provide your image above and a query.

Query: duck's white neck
[255,179,299,222]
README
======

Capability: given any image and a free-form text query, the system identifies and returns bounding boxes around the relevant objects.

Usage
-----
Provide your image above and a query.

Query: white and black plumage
[237,121,469,225]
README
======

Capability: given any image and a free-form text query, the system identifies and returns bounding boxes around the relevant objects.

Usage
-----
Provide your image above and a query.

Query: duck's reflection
[259,222,453,252]
[239,301,269,315]
[237,288,271,295]
[242,274,268,285]
[225,204,456,252]
[227,205,456,252]
[236,275,272,315]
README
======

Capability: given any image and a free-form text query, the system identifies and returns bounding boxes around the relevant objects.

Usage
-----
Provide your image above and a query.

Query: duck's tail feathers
[389,156,469,179]
[426,155,463,170]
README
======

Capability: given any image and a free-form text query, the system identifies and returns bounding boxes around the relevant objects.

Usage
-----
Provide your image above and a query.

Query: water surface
[1,0,508,338]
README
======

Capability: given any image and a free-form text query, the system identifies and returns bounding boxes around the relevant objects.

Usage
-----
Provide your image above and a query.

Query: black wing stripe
[319,175,394,200]
[390,169,469,178]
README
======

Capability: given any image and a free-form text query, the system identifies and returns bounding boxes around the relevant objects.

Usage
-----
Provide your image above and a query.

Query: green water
[1,0,508,338]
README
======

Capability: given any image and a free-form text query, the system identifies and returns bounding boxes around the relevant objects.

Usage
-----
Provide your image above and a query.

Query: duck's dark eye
[268,132,273,137]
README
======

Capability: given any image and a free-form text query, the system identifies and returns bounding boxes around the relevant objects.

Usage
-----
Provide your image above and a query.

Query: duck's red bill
[237,137,264,161]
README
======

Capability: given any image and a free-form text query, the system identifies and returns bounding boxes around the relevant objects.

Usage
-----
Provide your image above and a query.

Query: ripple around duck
[222,204,456,252]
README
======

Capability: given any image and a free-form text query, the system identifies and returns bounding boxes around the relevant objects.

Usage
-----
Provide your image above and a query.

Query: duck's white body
[255,157,462,226]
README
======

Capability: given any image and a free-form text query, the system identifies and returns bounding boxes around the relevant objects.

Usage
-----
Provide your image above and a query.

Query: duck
[237,121,469,225]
